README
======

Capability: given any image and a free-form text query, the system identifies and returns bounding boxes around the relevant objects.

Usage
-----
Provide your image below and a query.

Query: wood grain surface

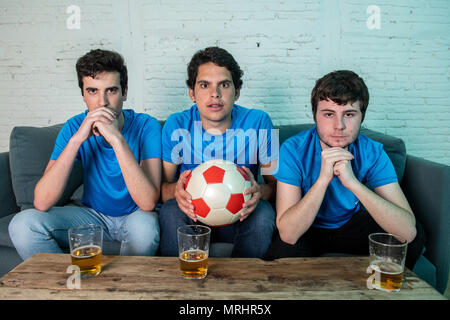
[0,253,445,300]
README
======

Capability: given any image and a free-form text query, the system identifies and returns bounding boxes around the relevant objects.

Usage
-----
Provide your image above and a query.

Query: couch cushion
[0,152,19,218]
[0,213,15,248]
[9,124,83,211]
[275,124,406,183]
[360,127,406,182]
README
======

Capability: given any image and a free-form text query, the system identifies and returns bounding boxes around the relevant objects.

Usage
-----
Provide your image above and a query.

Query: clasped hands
[320,147,358,188]
[75,107,121,145]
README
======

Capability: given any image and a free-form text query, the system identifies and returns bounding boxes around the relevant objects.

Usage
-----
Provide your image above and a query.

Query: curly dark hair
[186,47,243,90]
[76,49,128,95]
[311,70,369,122]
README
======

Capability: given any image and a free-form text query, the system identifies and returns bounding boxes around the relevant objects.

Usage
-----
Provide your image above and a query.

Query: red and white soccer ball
[184,159,252,227]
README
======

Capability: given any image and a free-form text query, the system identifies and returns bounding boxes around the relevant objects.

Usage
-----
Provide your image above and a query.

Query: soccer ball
[184,159,252,226]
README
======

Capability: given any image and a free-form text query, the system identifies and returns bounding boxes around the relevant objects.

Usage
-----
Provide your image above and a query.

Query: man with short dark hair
[159,47,278,258]
[265,70,425,269]
[9,49,162,260]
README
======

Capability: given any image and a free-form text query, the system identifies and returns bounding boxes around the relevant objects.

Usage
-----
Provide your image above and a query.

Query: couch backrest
[9,124,83,211]
[0,152,19,218]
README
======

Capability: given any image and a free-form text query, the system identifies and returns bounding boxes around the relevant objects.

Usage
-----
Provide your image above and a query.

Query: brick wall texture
[0,0,449,165]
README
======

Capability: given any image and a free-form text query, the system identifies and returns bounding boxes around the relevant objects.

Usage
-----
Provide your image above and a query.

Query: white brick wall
[0,0,449,165]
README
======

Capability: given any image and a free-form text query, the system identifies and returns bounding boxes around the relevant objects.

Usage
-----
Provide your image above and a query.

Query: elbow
[405,213,417,244]
[280,234,297,246]
[139,187,160,212]
[33,186,55,212]
[33,199,50,212]
[276,219,299,245]
[139,200,157,212]
[406,228,417,244]
[278,229,298,245]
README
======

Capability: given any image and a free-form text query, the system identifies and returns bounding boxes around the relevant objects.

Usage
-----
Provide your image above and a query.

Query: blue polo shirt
[274,126,398,229]
[50,109,162,217]
[162,104,278,178]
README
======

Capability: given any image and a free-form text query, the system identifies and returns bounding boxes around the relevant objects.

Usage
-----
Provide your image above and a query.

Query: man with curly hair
[159,47,278,258]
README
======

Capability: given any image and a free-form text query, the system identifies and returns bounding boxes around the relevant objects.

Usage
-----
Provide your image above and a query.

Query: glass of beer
[368,233,408,292]
[177,225,211,279]
[68,224,103,279]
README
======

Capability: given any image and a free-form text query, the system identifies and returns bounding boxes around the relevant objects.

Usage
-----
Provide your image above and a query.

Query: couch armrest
[401,155,450,293]
[0,152,19,218]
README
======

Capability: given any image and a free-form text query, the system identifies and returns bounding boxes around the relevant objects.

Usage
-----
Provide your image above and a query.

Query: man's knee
[125,210,160,240]
[9,208,46,239]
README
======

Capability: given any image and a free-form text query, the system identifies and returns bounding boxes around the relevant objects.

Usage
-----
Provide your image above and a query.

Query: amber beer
[71,245,102,278]
[179,249,208,279]
[370,260,404,292]
[177,225,211,279]
[368,233,407,292]
[68,225,103,278]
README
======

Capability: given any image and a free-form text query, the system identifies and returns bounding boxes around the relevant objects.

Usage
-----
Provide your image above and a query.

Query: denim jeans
[159,198,276,258]
[8,205,160,261]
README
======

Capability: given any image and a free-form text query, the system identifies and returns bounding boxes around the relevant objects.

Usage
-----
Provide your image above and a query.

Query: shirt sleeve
[141,117,162,160]
[50,120,80,161]
[161,115,187,164]
[257,112,279,165]
[273,140,302,187]
[162,116,176,163]
[365,147,398,188]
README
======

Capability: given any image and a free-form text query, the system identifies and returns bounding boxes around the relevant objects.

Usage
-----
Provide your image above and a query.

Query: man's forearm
[277,178,329,244]
[346,181,416,243]
[34,136,82,211]
[112,137,160,211]
[161,181,176,202]
[260,181,276,202]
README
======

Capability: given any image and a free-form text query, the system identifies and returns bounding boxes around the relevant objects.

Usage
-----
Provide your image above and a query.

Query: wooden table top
[0,253,445,300]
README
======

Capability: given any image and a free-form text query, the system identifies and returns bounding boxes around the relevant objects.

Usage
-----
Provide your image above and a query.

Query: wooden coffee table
[0,253,445,300]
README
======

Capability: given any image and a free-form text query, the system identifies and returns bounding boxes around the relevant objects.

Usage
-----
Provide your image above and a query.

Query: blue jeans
[159,198,276,258]
[8,205,160,261]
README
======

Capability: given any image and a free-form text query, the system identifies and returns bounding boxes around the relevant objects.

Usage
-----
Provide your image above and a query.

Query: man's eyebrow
[197,79,232,84]
[320,108,358,113]
[85,86,119,91]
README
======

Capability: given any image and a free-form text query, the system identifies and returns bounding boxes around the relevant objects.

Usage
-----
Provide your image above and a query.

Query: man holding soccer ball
[159,47,278,258]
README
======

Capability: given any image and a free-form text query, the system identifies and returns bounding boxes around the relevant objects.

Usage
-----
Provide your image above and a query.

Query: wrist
[69,133,85,149]
[316,174,332,188]
[110,133,126,150]
[342,177,363,192]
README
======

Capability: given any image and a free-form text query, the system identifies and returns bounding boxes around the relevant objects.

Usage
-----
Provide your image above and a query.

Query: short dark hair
[186,47,243,90]
[311,70,369,122]
[76,49,128,95]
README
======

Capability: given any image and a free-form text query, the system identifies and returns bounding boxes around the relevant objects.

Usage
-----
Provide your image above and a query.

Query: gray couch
[0,123,449,294]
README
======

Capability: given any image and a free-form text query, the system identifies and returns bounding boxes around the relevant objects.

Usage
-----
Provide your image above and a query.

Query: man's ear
[234,88,240,101]
[188,87,196,103]
[122,85,128,101]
